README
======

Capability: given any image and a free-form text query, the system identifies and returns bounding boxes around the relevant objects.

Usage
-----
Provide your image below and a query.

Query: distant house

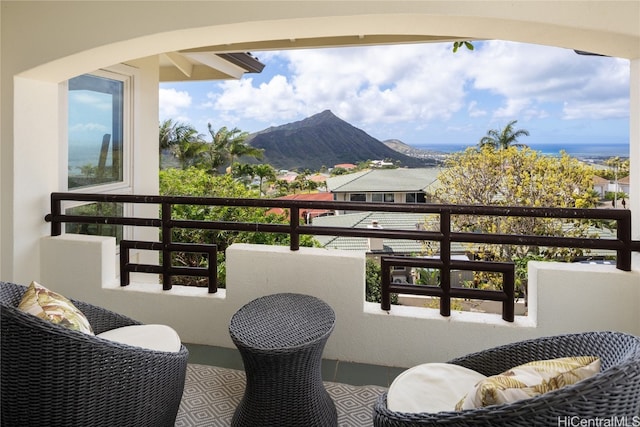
[325,168,441,213]
[618,175,630,196]
[268,192,334,223]
[593,175,609,198]
[312,211,470,284]
[313,211,446,253]
[370,160,394,168]
[277,171,299,183]
[333,163,357,170]
[308,173,329,191]
[313,209,618,283]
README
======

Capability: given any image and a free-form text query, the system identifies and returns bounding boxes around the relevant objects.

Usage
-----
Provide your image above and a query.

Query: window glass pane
[371,193,383,202]
[350,193,366,202]
[68,74,124,189]
[406,193,416,203]
[64,202,124,244]
[417,193,426,203]
[384,193,395,202]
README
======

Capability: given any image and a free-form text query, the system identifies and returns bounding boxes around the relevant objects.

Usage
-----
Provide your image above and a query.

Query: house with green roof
[313,211,471,284]
[325,168,441,213]
[313,210,618,284]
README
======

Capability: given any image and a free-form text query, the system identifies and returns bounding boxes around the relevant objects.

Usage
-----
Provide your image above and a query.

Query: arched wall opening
[4,5,640,281]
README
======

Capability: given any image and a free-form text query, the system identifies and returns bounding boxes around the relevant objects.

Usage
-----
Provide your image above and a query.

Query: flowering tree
[434,146,599,296]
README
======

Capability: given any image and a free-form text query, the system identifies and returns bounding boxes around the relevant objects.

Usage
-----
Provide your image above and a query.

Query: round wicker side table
[229,293,337,427]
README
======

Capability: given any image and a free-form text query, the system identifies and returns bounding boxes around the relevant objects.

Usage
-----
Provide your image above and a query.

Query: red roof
[308,174,329,183]
[267,192,334,220]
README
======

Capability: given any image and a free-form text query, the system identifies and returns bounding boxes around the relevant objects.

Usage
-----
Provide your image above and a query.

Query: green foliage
[365,259,398,304]
[64,202,123,243]
[513,254,547,299]
[596,157,630,180]
[253,164,277,196]
[330,167,350,176]
[159,168,318,287]
[478,120,529,150]
[205,124,262,173]
[159,121,263,174]
[604,191,627,201]
[159,119,206,169]
[435,146,599,295]
[414,268,440,286]
[453,41,474,53]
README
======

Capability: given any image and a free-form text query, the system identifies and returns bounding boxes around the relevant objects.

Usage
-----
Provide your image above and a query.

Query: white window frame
[61,64,139,241]
[64,65,136,194]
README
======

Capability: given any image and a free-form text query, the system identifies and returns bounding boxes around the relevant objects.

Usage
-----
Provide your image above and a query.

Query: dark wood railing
[45,192,640,322]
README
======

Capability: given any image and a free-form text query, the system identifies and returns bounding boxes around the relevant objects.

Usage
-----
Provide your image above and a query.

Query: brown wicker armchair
[373,331,640,426]
[0,281,188,427]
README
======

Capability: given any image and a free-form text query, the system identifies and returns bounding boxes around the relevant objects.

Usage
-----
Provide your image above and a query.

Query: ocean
[415,143,630,159]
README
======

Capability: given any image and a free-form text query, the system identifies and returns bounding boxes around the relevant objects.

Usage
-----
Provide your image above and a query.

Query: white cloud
[466,41,629,120]
[70,92,112,111]
[159,88,192,121]
[468,100,487,118]
[210,76,300,124]
[69,122,109,133]
[209,44,472,128]
[160,40,629,145]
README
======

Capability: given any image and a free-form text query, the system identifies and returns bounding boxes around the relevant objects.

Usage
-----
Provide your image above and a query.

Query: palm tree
[207,124,263,173]
[479,120,530,150]
[231,162,255,186]
[159,119,206,169]
[274,179,290,196]
[173,137,207,170]
[253,164,276,197]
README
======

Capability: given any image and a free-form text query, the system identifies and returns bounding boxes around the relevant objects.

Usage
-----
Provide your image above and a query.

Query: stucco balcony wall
[40,236,640,368]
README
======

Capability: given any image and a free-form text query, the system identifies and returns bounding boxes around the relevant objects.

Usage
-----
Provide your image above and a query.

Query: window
[406,192,426,203]
[349,193,366,202]
[65,66,135,242]
[67,71,130,190]
[372,193,395,202]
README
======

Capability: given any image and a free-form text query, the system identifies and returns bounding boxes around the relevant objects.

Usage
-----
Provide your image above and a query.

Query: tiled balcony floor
[184,343,405,387]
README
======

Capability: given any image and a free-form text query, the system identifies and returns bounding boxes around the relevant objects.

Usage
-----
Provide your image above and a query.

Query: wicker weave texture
[0,281,189,427]
[229,293,337,427]
[373,331,640,427]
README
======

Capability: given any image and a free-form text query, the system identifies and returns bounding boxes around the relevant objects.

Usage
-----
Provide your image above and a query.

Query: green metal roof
[312,211,618,258]
[313,211,458,254]
[326,168,442,193]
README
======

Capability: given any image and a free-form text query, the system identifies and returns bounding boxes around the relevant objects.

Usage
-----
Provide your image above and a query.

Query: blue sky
[159,41,630,153]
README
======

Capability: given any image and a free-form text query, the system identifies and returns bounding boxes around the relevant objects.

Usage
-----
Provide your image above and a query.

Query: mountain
[245,110,431,170]
[383,139,447,158]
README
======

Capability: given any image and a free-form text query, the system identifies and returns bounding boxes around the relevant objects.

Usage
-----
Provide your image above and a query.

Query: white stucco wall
[40,238,640,368]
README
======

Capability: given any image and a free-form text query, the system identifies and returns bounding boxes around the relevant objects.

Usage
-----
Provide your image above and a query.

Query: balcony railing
[45,192,640,322]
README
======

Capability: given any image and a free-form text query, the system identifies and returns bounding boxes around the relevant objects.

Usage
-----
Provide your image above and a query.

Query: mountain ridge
[245,110,434,170]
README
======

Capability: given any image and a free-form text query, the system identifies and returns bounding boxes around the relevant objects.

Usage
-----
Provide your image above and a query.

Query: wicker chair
[373,331,640,426]
[0,281,189,427]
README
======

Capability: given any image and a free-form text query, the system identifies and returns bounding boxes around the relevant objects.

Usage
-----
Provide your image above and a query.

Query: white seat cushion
[387,363,487,413]
[97,324,182,352]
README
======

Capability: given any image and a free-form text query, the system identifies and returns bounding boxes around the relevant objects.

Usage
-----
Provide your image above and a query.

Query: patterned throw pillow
[18,281,94,335]
[455,356,600,410]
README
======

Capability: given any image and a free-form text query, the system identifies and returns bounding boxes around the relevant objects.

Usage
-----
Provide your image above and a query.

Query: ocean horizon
[415,143,630,158]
